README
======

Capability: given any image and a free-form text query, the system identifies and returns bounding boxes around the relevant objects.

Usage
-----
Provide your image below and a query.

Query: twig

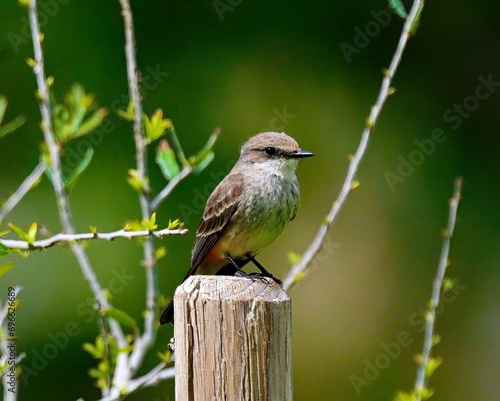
[151,166,193,211]
[0,162,45,223]
[413,177,463,399]
[27,0,129,384]
[97,363,175,401]
[117,0,158,390]
[0,227,187,250]
[282,0,425,290]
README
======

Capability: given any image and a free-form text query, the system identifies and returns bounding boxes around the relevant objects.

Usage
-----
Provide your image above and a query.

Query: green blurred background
[0,0,498,400]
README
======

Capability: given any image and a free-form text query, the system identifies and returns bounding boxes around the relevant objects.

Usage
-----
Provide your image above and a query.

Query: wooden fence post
[173,275,292,401]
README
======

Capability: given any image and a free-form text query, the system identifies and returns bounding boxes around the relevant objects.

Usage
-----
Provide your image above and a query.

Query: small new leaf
[64,147,94,192]
[27,222,38,243]
[144,108,173,144]
[123,220,143,232]
[142,213,158,231]
[154,247,167,262]
[409,1,424,35]
[188,128,219,174]
[0,262,14,278]
[157,350,172,363]
[8,222,31,243]
[167,219,180,230]
[156,139,180,180]
[127,169,148,193]
[388,0,408,18]
[116,101,134,121]
[287,251,302,266]
[393,391,415,401]
[425,356,442,378]
[0,95,26,139]
[102,308,137,328]
[82,342,103,359]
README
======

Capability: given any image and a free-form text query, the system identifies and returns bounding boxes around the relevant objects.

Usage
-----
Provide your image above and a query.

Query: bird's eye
[264,147,277,156]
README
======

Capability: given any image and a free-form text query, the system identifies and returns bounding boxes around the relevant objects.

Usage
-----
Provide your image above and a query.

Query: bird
[160,132,313,324]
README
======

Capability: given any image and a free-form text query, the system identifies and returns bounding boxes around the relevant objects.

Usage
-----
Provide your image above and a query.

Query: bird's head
[239,132,314,176]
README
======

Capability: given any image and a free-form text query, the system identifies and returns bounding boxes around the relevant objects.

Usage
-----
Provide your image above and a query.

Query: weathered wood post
[173,275,292,401]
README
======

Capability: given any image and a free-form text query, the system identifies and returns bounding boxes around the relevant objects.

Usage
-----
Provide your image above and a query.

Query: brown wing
[182,172,244,280]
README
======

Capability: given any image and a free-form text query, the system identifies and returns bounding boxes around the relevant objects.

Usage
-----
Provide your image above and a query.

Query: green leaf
[52,84,105,143]
[409,1,424,35]
[188,128,220,173]
[127,169,147,193]
[0,262,14,278]
[154,246,167,262]
[0,243,8,257]
[157,350,172,363]
[156,139,180,180]
[193,151,214,174]
[0,115,26,139]
[83,342,103,359]
[123,219,143,232]
[102,308,137,328]
[167,219,180,230]
[393,391,415,401]
[141,212,158,231]
[389,0,407,18]
[143,108,173,144]
[425,356,442,378]
[167,127,188,166]
[27,222,38,243]
[117,101,134,121]
[73,108,108,139]
[0,243,27,258]
[0,95,26,139]
[0,95,6,123]
[64,147,94,192]
[8,223,30,243]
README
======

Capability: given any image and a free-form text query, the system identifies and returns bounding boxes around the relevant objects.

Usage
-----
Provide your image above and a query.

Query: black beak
[288,149,314,158]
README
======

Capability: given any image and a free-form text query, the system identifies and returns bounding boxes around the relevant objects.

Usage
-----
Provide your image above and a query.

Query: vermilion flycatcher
[160,132,313,324]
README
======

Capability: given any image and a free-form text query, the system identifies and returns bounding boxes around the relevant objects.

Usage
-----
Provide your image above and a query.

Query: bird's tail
[159,299,174,325]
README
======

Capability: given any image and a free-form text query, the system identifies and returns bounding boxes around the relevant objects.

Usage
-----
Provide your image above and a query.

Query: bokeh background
[0,0,498,400]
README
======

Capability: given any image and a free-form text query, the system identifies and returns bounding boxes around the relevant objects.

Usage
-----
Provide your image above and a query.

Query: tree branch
[116,0,158,391]
[0,227,187,250]
[27,0,129,383]
[0,162,45,223]
[151,166,193,211]
[283,0,425,290]
[413,177,463,399]
[97,363,175,401]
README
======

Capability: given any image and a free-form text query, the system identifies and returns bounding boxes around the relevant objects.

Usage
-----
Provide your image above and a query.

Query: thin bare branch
[117,0,157,389]
[413,177,463,399]
[0,162,45,222]
[0,227,187,250]
[283,0,425,290]
[151,166,193,211]
[27,0,129,380]
[96,363,175,401]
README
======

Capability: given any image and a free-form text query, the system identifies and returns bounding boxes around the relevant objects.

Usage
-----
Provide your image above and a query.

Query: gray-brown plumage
[160,132,313,324]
